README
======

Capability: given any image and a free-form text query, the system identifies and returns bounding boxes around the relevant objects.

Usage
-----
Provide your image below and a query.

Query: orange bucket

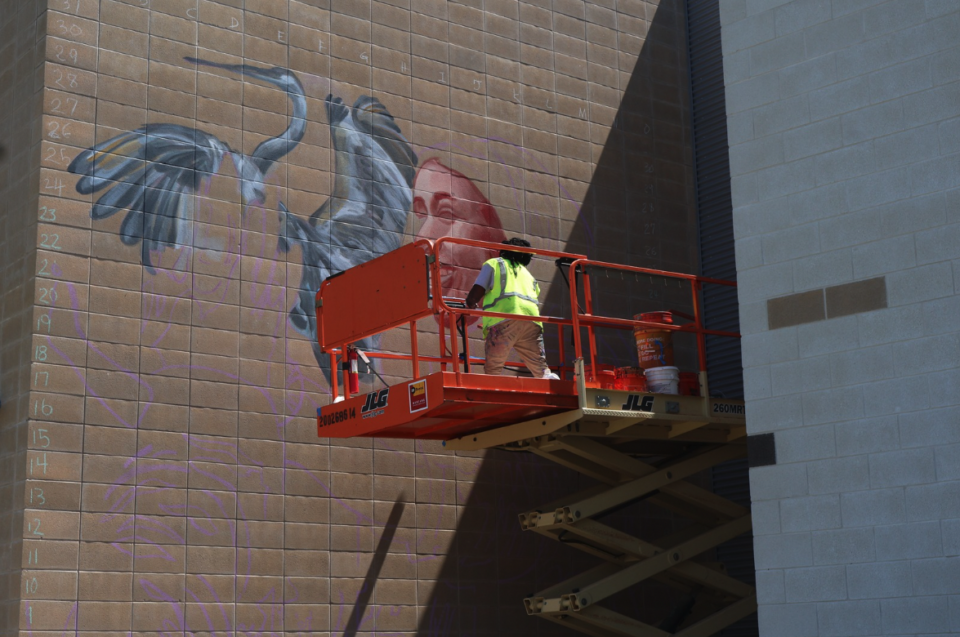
[585,363,618,389]
[597,370,617,389]
[615,367,648,392]
[634,311,674,369]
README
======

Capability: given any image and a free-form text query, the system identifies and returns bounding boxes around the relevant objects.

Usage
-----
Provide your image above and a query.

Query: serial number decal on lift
[712,403,745,415]
[361,389,389,419]
[319,407,356,427]
[621,395,655,412]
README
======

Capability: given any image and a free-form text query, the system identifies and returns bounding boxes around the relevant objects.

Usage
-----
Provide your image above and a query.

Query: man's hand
[465,284,486,309]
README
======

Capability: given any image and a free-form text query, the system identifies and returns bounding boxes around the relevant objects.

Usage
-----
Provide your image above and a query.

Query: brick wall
[0,0,45,630]
[721,1,960,634]
[0,0,701,634]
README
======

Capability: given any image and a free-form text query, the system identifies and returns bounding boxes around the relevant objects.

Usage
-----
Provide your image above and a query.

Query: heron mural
[67,58,419,375]
[279,94,418,370]
[53,55,591,636]
[68,58,308,272]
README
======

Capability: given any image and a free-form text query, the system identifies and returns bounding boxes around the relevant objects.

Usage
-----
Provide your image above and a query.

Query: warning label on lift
[409,380,428,413]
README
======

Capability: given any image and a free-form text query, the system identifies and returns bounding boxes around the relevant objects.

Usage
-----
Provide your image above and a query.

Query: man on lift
[465,238,561,379]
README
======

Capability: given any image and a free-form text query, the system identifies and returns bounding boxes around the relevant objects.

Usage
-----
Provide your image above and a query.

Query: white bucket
[644,366,680,394]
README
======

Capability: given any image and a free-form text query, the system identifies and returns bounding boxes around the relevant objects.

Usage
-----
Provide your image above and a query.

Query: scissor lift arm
[315,238,755,637]
[443,363,756,636]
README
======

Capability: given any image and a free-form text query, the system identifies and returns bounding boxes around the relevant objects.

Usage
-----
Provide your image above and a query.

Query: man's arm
[465,284,486,309]
[466,263,495,308]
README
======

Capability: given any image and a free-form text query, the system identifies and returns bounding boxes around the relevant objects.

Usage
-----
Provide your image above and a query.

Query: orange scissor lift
[315,238,756,637]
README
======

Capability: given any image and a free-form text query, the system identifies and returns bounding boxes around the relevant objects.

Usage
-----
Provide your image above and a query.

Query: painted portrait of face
[412,158,506,323]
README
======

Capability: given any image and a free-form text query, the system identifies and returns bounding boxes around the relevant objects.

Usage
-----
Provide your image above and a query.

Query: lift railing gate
[316,238,755,636]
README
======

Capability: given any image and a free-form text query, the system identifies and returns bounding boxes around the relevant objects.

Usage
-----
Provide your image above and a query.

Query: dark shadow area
[552,0,699,272]
[344,497,406,637]
[416,2,756,635]
[417,450,591,636]
[416,447,714,636]
[683,0,755,633]
[539,0,701,375]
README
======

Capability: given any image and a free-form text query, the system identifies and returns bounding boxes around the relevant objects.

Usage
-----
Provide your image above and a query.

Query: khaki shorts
[484,319,552,377]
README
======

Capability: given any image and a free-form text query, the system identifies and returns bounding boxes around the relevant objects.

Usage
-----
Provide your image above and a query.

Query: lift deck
[316,238,755,637]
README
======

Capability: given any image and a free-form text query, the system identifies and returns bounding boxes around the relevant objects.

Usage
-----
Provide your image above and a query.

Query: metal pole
[438,313,447,372]
[410,320,419,379]
[557,323,565,380]
[691,279,710,400]
[341,343,351,400]
[449,312,462,385]
[329,351,339,401]
[569,262,584,361]
[460,316,470,374]
[582,268,598,380]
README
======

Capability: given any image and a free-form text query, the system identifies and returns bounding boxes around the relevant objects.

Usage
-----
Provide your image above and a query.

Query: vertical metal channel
[684,1,757,635]
[686,0,742,401]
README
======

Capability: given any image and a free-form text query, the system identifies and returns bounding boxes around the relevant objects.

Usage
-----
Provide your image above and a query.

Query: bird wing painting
[279,94,418,344]
[279,94,418,376]
[68,57,418,380]
[67,58,307,272]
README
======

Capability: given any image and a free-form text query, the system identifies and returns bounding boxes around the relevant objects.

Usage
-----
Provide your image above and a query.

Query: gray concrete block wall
[721,0,960,634]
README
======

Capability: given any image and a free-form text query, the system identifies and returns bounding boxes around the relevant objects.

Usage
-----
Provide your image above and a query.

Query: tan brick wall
[1,0,47,630]
[0,0,699,633]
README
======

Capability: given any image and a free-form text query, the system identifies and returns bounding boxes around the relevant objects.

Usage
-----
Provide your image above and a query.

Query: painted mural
[68,58,419,374]
[1,0,709,631]
[50,57,581,635]
[66,59,530,366]
[69,59,307,271]
[412,158,506,325]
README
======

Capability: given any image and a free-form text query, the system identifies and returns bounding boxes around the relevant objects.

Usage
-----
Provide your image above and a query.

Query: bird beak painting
[68,58,419,375]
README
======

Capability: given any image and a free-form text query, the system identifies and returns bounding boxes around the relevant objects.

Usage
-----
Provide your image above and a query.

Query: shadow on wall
[539,0,702,374]
[558,0,697,272]
[415,448,702,636]
[417,451,592,635]
[417,3,712,635]
[344,498,406,637]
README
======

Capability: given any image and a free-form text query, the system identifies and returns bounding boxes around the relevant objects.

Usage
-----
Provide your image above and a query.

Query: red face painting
[413,158,506,322]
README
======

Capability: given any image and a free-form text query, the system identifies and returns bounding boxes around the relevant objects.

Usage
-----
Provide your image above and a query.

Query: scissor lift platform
[314,238,755,637]
[318,373,578,439]
[317,369,746,447]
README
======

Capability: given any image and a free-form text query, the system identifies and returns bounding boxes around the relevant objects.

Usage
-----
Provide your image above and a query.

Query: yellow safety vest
[481,257,542,337]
